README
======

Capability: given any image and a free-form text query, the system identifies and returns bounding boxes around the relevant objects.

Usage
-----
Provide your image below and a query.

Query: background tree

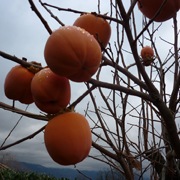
[1,0,180,179]
[0,152,28,172]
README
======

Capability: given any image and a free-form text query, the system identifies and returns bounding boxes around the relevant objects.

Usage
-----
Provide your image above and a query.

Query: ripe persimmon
[44,26,102,82]
[138,0,180,22]
[73,13,111,49]
[4,65,34,104]
[44,112,92,165]
[31,68,71,114]
[141,46,154,59]
[141,46,155,66]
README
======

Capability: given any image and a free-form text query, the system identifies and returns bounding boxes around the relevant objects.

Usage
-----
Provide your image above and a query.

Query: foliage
[0,152,28,172]
[0,169,70,180]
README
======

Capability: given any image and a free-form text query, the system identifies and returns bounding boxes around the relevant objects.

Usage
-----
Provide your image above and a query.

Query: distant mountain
[20,162,98,180]
[20,162,150,180]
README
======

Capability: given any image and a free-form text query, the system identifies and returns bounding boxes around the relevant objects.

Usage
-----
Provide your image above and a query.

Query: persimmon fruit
[141,46,154,59]
[44,25,102,82]
[73,13,111,49]
[141,46,155,66]
[138,0,180,22]
[31,68,71,114]
[4,65,34,104]
[44,112,92,165]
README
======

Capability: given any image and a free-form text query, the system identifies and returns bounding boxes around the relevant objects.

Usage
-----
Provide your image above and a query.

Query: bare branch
[1,106,29,147]
[87,78,153,102]
[0,51,43,69]
[39,0,65,26]
[28,0,52,34]
[134,0,168,43]
[102,55,149,91]
[42,3,123,25]
[0,126,46,151]
[127,0,138,17]
[0,102,48,121]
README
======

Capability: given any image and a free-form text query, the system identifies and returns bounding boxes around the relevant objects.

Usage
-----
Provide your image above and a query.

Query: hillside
[20,162,151,180]
[21,162,98,179]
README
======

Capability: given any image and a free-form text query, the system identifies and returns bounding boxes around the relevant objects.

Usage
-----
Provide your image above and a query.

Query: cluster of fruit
[4,13,111,166]
[4,0,179,166]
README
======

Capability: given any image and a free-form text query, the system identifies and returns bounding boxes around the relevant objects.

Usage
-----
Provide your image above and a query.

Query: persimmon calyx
[81,12,108,19]
[27,66,40,74]
[81,12,88,16]
[141,55,157,66]
[46,107,75,121]
[27,61,42,74]
[59,107,75,114]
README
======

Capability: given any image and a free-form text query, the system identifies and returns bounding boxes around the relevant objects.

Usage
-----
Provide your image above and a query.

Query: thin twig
[28,0,52,34]
[39,0,65,26]
[0,126,46,151]
[43,3,123,25]
[87,78,153,102]
[68,85,96,109]
[127,0,138,17]
[0,102,48,121]
[1,105,29,148]
[75,168,92,180]
[134,0,167,43]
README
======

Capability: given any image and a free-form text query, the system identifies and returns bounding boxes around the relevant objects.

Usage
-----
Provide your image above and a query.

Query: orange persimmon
[141,46,155,66]
[31,68,71,114]
[138,0,180,22]
[73,13,111,49]
[141,46,154,59]
[4,65,34,104]
[44,26,102,82]
[44,112,92,165]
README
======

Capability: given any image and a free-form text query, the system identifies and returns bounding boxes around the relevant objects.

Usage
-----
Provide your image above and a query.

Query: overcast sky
[0,0,180,177]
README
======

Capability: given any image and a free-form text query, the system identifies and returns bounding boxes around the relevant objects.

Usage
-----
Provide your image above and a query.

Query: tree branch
[0,125,46,150]
[169,14,179,113]
[92,141,119,161]
[87,78,153,102]
[116,0,180,159]
[134,0,167,43]
[102,55,149,91]
[69,85,97,109]
[0,51,43,69]
[28,0,52,35]
[127,0,138,17]
[0,102,48,121]
[169,72,180,113]
[39,0,65,26]
[42,2,123,25]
